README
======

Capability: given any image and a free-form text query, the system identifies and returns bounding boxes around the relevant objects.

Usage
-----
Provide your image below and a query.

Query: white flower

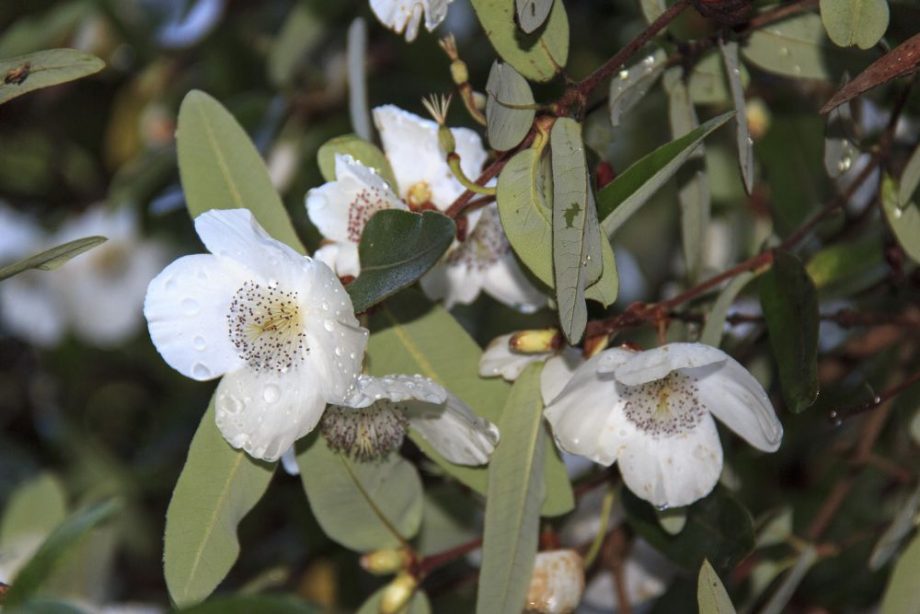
[0,205,167,348]
[479,333,581,404]
[320,373,499,465]
[370,0,453,42]
[144,208,368,461]
[544,343,783,508]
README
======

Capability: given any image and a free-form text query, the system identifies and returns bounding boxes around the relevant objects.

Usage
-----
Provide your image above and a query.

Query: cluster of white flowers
[144,208,498,463]
[0,204,167,348]
[306,105,544,313]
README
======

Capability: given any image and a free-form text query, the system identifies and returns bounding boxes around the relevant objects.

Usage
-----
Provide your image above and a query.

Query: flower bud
[746,98,771,141]
[525,549,585,614]
[379,571,417,614]
[360,548,411,575]
[449,59,469,86]
[510,329,562,354]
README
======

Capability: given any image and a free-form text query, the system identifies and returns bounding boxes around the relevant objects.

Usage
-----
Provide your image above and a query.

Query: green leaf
[316,134,397,191]
[177,90,304,252]
[899,141,920,206]
[515,0,554,34]
[698,559,736,614]
[689,51,750,105]
[0,236,106,282]
[883,174,920,264]
[416,485,477,556]
[366,290,572,516]
[805,233,884,295]
[4,500,119,607]
[719,39,754,195]
[881,531,920,614]
[870,483,920,571]
[608,51,666,127]
[471,0,569,82]
[178,595,321,614]
[0,49,104,106]
[551,118,600,344]
[0,473,67,547]
[477,364,545,614]
[820,0,889,50]
[700,271,757,347]
[297,432,423,552]
[598,112,733,236]
[759,250,819,413]
[584,236,619,308]
[741,13,865,81]
[622,486,754,574]
[0,3,92,58]
[496,147,554,287]
[664,68,709,283]
[485,61,536,151]
[268,3,322,87]
[347,210,456,313]
[356,586,430,614]
[163,400,275,607]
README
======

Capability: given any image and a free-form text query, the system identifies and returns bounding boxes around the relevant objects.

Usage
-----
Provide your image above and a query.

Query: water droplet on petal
[181,298,200,315]
[618,69,629,80]
[323,319,335,332]
[334,347,342,357]
[263,384,281,403]
[193,336,207,351]
[164,276,177,291]
[192,363,211,379]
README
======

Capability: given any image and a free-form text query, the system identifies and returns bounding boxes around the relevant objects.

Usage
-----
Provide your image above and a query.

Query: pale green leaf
[486,61,536,151]
[356,586,430,614]
[899,141,920,206]
[700,271,757,347]
[0,474,68,547]
[760,545,819,614]
[4,500,119,607]
[176,90,304,252]
[870,483,920,571]
[268,3,322,87]
[297,433,423,552]
[416,486,477,556]
[316,134,397,191]
[178,595,321,614]
[697,559,736,614]
[639,0,667,23]
[584,235,619,308]
[598,112,733,237]
[0,49,103,106]
[608,51,665,127]
[471,0,569,82]
[719,39,754,194]
[164,400,275,607]
[0,236,106,282]
[881,532,920,614]
[820,0,889,50]
[806,233,885,295]
[515,0,554,34]
[755,507,793,549]
[882,174,920,264]
[689,51,750,105]
[477,364,545,614]
[551,118,600,344]
[657,507,688,535]
[347,18,371,141]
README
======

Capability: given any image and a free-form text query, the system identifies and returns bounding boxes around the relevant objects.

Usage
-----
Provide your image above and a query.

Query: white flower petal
[406,392,499,465]
[280,446,300,476]
[145,254,248,380]
[482,251,545,313]
[688,358,783,452]
[544,355,626,466]
[0,273,66,347]
[372,105,485,209]
[314,242,361,279]
[215,366,326,462]
[613,342,727,386]
[478,333,548,381]
[370,0,452,41]
[596,347,636,374]
[540,348,582,405]
[306,155,404,245]
[615,410,724,508]
[419,259,484,308]
[341,373,447,408]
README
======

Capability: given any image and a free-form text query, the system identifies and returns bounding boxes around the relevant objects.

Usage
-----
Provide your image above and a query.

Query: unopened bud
[510,329,562,354]
[360,548,411,575]
[379,571,417,614]
[450,59,469,86]
[472,91,487,112]
[525,549,585,614]
[746,98,771,140]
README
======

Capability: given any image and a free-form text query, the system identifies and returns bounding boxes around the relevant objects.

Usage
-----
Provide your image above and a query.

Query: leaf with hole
[515,0,554,34]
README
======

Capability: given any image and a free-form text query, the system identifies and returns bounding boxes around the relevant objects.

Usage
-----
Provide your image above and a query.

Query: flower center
[446,207,510,270]
[320,401,409,461]
[621,372,705,437]
[227,281,307,372]
[407,181,432,209]
[348,187,391,241]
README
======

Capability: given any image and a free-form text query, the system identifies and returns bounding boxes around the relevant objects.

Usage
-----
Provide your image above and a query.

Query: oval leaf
[759,250,819,413]
[164,401,275,607]
[882,174,920,264]
[689,51,750,105]
[356,586,430,614]
[297,432,423,552]
[317,134,397,190]
[609,51,666,127]
[346,210,456,314]
[698,559,736,614]
[0,236,106,282]
[471,0,569,82]
[0,49,104,105]
[0,474,67,547]
[179,595,321,614]
[515,0,554,34]
[4,500,119,607]
[719,39,754,195]
[177,90,304,252]
[899,141,920,209]
[477,363,545,614]
[820,0,889,50]
[486,61,536,151]
[551,118,600,344]
[881,532,920,614]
